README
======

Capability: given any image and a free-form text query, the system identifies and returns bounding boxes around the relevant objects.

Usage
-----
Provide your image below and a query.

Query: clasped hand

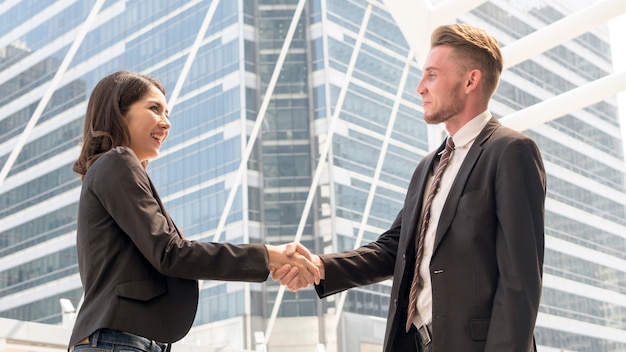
[266,243,324,292]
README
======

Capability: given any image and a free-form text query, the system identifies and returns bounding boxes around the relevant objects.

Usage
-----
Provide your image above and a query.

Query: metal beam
[259,0,312,342]
[332,49,415,334]
[0,0,105,186]
[212,0,307,245]
[265,0,376,344]
[381,0,432,66]
[431,0,488,25]
[382,0,488,66]
[500,70,626,131]
[167,0,219,109]
[502,0,626,69]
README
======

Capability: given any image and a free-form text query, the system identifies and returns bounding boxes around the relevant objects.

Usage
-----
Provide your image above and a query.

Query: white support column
[382,0,432,66]
[212,0,308,245]
[167,0,220,109]
[0,0,105,187]
[382,0,489,66]
[332,49,415,335]
[430,0,489,25]
[609,14,626,162]
[500,70,626,132]
[501,0,626,69]
[265,0,376,344]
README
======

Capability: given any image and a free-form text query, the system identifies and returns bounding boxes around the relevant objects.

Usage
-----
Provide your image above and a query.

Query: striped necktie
[406,137,455,332]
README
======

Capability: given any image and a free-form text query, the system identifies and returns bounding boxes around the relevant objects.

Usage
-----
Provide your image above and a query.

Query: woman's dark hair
[73,71,165,177]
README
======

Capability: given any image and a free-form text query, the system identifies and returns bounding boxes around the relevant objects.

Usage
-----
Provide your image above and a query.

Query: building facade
[0,0,624,351]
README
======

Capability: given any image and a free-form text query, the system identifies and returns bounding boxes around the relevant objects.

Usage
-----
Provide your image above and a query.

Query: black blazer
[316,117,546,351]
[69,147,270,346]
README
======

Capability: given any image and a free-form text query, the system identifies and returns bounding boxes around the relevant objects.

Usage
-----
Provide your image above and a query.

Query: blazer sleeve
[315,210,401,297]
[487,136,546,350]
[89,147,270,282]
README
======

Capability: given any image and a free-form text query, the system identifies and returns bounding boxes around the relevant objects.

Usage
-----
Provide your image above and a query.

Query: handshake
[266,243,324,292]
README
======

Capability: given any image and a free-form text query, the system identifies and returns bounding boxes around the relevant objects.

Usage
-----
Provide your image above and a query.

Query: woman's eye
[150,106,159,113]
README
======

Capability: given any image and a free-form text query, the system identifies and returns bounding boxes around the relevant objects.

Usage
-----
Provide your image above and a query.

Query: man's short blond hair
[431,24,503,97]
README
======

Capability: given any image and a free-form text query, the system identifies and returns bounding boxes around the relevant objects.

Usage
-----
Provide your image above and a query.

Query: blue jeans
[71,329,169,352]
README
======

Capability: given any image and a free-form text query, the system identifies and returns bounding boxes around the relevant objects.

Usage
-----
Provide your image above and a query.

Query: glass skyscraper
[0,0,624,351]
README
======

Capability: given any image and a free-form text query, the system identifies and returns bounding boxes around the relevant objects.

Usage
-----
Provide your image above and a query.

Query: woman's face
[125,85,170,163]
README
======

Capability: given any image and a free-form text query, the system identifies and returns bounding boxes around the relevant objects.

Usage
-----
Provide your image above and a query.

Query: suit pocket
[469,318,490,341]
[115,278,168,301]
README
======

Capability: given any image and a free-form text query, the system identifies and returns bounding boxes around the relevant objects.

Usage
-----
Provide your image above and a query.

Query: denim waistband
[89,329,168,352]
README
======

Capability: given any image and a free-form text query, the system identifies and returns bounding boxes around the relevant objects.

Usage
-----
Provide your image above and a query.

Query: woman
[68,71,318,352]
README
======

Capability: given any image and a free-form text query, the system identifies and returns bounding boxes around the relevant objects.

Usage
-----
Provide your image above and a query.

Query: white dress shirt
[412,110,492,328]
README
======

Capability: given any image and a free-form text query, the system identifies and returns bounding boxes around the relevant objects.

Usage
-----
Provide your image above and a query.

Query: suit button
[402,254,406,261]
[394,299,398,308]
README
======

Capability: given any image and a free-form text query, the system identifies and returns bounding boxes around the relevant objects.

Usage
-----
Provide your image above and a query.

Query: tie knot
[445,137,455,152]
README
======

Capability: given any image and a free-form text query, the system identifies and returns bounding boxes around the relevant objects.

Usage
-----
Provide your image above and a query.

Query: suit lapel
[432,117,501,252]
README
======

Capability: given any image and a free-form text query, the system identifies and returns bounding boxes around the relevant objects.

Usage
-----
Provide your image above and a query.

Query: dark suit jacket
[315,117,546,351]
[69,147,270,346]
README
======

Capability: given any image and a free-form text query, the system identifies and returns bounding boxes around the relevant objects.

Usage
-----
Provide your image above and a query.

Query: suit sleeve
[315,210,401,297]
[90,148,270,282]
[487,137,546,351]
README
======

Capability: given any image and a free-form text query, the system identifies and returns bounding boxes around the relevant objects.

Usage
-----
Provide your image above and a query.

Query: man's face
[416,45,466,125]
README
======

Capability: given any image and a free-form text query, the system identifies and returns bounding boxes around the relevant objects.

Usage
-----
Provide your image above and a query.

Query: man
[274,24,546,351]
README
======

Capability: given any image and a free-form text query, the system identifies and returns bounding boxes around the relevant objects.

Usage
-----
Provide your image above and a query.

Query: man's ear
[465,69,482,91]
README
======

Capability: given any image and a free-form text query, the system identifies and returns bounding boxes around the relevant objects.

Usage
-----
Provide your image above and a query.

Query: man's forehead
[423,46,456,69]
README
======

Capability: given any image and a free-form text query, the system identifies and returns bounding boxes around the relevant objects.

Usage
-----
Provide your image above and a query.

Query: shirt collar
[448,110,491,149]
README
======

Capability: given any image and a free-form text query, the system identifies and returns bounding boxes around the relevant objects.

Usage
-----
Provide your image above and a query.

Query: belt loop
[155,341,169,352]
[415,323,432,348]
[421,323,432,345]
[90,329,101,348]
